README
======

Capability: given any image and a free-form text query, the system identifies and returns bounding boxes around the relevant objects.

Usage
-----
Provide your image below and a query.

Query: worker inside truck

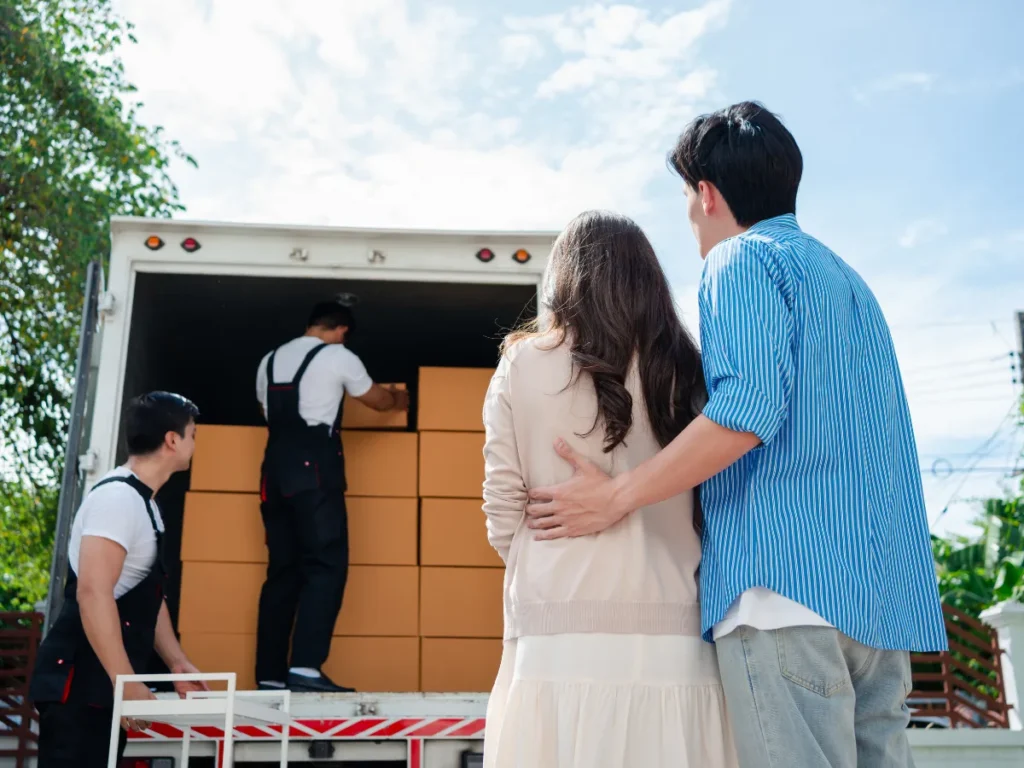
[255,299,410,692]
[30,392,209,768]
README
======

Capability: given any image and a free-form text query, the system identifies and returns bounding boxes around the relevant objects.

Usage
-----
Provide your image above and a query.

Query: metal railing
[0,613,42,767]
[910,603,1012,728]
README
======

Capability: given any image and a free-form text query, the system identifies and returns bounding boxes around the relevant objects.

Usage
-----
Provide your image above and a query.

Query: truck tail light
[180,237,201,253]
[512,248,531,264]
[144,236,164,251]
[476,248,495,263]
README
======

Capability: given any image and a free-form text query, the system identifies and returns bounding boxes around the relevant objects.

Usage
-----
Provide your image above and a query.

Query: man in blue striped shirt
[526,101,947,766]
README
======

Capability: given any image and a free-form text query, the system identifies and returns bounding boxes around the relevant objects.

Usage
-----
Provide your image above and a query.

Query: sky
[111,0,1024,537]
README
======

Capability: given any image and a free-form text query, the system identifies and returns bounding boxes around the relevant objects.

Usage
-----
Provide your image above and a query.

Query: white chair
[108,673,291,767]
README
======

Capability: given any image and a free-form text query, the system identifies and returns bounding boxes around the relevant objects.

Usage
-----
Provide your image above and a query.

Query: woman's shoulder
[501,331,570,369]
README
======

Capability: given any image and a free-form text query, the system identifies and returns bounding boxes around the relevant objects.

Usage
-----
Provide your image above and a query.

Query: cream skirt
[484,634,738,768]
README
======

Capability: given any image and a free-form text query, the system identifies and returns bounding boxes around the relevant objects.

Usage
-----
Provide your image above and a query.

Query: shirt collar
[746,213,800,234]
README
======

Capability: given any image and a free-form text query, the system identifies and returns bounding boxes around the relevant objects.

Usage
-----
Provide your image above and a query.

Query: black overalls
[256,343,350,682]
[30,475,164,768]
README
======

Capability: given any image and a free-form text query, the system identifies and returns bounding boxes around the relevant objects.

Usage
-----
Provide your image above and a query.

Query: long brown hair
[506,210,706,453]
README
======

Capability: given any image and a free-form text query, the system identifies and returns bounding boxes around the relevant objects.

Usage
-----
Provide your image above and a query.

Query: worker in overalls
[254,300,408,692]
[30,392,207,767]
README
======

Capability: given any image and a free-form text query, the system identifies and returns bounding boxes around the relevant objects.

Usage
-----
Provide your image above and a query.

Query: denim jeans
[715,626,915,768]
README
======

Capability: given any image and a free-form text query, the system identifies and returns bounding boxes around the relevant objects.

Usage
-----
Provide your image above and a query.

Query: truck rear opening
[121,272,536,638]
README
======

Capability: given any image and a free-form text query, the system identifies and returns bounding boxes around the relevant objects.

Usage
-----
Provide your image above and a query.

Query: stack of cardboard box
[416,368,503,692]
[177,368,503,692]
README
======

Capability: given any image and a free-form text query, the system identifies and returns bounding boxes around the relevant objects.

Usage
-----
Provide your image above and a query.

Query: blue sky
[113,0,1024,536]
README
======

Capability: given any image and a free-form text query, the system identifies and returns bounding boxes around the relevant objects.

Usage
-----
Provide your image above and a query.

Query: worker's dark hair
[308,301,356,334]
[123,392,199,456]
[668,101,803,227]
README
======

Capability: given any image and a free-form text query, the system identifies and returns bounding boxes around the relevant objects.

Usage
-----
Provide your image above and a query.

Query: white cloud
[111,0,730,230]
[500,33,544,68]
[854,71,935,102]
[898,217,948,248]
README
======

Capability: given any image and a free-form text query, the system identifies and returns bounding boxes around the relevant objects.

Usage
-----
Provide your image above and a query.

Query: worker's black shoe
[258,681,286,692]
[286,671,355,693]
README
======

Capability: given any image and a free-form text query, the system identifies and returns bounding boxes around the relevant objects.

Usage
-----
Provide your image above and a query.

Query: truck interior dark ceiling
[117,271,536,637]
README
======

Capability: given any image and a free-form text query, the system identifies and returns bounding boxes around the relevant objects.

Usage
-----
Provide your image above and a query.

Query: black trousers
[37,702,128,768]
[256,488,349,682]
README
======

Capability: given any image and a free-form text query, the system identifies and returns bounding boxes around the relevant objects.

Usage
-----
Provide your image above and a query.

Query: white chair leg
[108,678,125,768]
[181,725,191,766]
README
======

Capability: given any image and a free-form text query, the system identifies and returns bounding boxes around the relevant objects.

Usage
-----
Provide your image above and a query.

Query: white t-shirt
[256,337,374,427]
[68,467,165,600]
[713,588,834,640]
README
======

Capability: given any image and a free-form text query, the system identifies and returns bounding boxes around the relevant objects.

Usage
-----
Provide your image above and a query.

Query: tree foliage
[0,0,193,610]
[932,398,1024,617]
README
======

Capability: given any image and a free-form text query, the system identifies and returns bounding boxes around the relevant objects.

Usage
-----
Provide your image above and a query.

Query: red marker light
[476,248,495,263]
[512,248,531,264]
[144,236,164,251]
[180,237,201,253]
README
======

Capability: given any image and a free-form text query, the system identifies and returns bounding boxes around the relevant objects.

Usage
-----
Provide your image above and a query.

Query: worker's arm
[77,536,154,705]
[526,237,794,538]
[354,383,410,412]
[154,601,208,696]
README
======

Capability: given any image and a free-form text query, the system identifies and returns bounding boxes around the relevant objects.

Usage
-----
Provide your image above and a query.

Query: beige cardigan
[482,335,702,640]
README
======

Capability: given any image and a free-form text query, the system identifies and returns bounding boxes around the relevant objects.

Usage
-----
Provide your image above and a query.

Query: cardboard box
[178,562,264,635]
[348,497,418,565]
[343,431,418,497]
[181,494,417,566]
[179,563,419,637]
[342,384,408,430]
[180,633,257,691]
[190,426,266,493]
[420,498,502,568]
[419,567,504,638]
[189,427,417,497]
[417,367,493,432]
[418,432,485,498]
[322,637,419,692]
[181,492,266,563]
[421,638,502,693]
[334,566,419,637]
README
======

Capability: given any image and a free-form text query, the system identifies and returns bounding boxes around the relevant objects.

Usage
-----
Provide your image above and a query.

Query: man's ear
[698,180,717,217]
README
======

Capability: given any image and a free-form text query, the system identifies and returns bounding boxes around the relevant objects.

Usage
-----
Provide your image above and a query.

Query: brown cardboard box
[180,633,257,691]
[417,368,493,432]
[418,432,485,498]
[348,497,418,565]
[190,426,266,493]
[178,562,264,634]
[343,431,418,497]
[189,427,417,497]
[420,638,502,693]
[334,566,419,636]
[323,637,419,691]
[342,384,408,430]
[420,498,502,568]
[181,492,266,563]
[181,494,417,566]
[179,563,419,637]
[419,567,504,638]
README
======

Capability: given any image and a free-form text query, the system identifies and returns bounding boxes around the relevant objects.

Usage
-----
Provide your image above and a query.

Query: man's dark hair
[308,301,356,334]
[668,101,803,227]
[124,392,199,456]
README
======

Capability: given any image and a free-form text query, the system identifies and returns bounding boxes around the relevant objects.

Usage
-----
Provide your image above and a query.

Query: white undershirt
[68,467,165,599]
[255,337,374,427]
[713,587,834,640]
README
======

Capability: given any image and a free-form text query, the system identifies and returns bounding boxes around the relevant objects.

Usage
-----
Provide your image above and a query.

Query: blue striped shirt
[697,214,947,651]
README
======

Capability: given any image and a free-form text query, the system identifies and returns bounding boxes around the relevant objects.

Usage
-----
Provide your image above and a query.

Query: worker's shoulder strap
[89,475,160,536]
[267,343,328,387]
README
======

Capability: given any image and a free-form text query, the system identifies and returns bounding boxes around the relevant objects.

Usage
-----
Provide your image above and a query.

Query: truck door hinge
[367,249,386,264]
[78,450,99,475]
[98,292,116,316]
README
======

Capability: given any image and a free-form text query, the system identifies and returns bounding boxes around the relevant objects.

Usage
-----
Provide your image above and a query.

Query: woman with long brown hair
[481,211,737,767]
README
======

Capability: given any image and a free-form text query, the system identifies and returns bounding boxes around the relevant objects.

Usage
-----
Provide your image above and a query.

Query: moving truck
[38,217,556,767]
